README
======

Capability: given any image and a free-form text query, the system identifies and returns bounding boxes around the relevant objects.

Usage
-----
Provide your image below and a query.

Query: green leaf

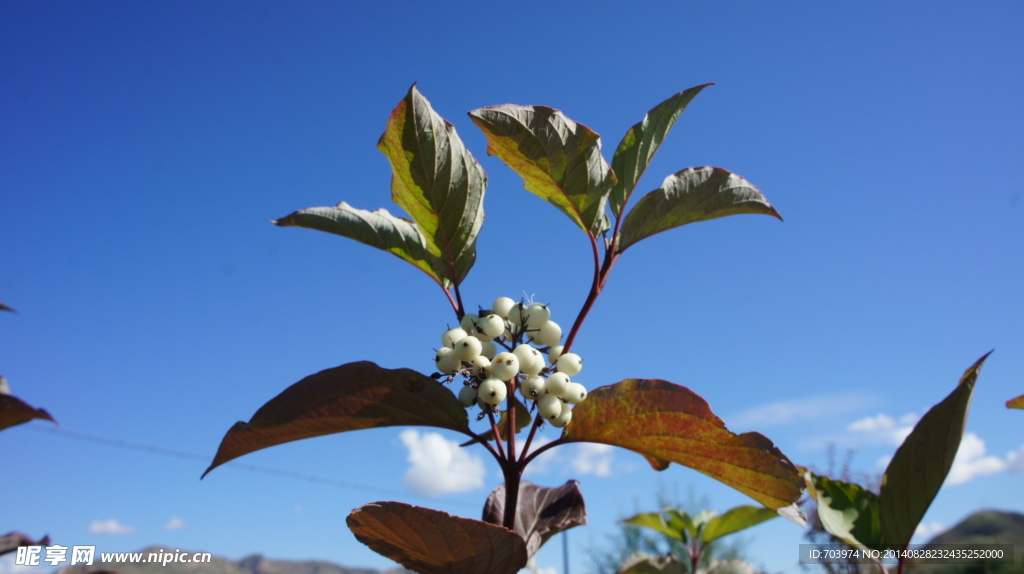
[615,552,686,574]
[623,512,685,542]
[1007,394,1024,410]
[274,202,445,286]
[482,480,587,558]
[203,361,470,477]
[469,104,615,236]
[379,85,487,285]
[701,505,779,543]
[617,166,781,253]
[276,85,485,289]
[609,84,712,218]
[460,395,531,447]
[879,351,992,552]
[665,510,696,540]
[803,471,883,552]
[0,378,56,431]
[347,501,527,574]
[561,379,802,510]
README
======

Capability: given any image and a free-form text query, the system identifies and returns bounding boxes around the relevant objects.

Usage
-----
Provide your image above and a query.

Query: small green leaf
[561,379,802,510]
[203,361,470,477]
[1007,394,1024,410]
[609,84,712,218]
[347,501,527,574]
[460,395,531,447]
[701,505,779,543]
[615,553,686,574]
[379,85,486,285]
[623,512,685,542]
[617,166,781,253]
[469,104,615,237]
[664,510,696,540]
[879,351,992,552]
[274,202,446,287]
[0,378,56,431]
[803,471,883,552]
[482,480,587,558]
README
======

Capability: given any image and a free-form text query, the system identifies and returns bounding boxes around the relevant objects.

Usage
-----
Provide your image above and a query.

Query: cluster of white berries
[433,297,586,428]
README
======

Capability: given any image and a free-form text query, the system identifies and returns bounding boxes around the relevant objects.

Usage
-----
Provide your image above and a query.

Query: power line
[24,425,477,508]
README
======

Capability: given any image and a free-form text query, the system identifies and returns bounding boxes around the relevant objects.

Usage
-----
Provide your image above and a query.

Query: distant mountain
[910,509,1024,573]
[55,547,413,574]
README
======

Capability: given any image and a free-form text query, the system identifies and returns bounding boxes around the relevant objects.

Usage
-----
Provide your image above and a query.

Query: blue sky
[2,2,1022,573]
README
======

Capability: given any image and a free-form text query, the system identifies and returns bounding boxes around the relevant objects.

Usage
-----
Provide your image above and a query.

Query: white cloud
[570,443,614,477]
[728,392,876,429]
[847,413,917,446]
[1006,444,1024,474]
[399,430,486,497]
[914,521,946,540]
[946,433,1007,485]
[89,518,136,536]
[164,517,185,531]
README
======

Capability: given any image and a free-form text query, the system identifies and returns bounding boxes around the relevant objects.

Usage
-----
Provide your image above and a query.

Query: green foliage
[1007,394,1023,410]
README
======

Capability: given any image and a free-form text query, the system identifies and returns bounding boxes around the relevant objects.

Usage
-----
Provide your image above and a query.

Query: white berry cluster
[433,297,587,428]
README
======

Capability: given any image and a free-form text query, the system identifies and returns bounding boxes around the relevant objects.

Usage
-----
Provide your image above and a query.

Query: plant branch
[518,414,544,465]
[487,409,507,461]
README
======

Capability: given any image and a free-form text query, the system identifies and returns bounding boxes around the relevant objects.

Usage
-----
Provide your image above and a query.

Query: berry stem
[486,409,507,461]
[518,413,544,465]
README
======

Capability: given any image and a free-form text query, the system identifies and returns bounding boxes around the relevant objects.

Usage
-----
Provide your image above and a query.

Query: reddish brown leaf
[204,362,470,477]
[0,392,56,432]
[561,379,801,509]
[482,480,587,557]
[347,501,527,574]
[0,532,51,556]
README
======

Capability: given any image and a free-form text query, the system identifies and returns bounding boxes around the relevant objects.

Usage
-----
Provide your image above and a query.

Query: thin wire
[23,425,477,508]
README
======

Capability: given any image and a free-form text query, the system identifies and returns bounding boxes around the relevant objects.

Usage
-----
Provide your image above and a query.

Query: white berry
[525,303,551,328]
[513,345,544,376]
[478,377,507,405]
[548,345,564,363]
[491,352,520,381]
[564,382,587,404]
[477,313,505,339]
[441,328,468,348]
[492,297,515,319]
[472,356,492,379]
[434,347,461,374]
[545,372,571,397]
[453,336,482,362]
[530,320,562,348]
[460,313,479,334]
[520,375,546,399]
[507,302,528,326]
[537,393,562,420]
[480,341,498,360]
[458,385,478,407]
[556,352,583,377]
[550,402,573,427]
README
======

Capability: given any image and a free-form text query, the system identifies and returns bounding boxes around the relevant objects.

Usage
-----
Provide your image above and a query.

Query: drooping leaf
[203,361,469,477]
[461,395,532,446]
[275,85,485,289]
[274,202,445,286]
[879,351,992,552]
[617,166,781,253]
[347,501,527,574]
[0,532,51,556]
[623,512,685,542]
[469,104,615,236]
[561,379,802,509]
[0,379,56,431]
[0,302,14,313]
[609,84,712,218]
[803,471,883,552]
[615,552,686,574]
[701,505,779,543]
[378,85,487,285]
[1007,394,1024,410]
[482,480,587,558]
